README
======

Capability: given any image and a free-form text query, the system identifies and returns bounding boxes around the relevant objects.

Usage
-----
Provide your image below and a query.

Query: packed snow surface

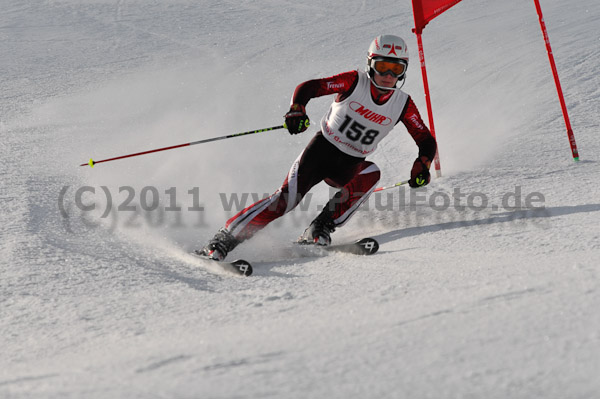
[2,0,599,397]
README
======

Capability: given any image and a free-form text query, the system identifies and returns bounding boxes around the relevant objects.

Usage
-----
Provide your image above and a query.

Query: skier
[197,34,437,261]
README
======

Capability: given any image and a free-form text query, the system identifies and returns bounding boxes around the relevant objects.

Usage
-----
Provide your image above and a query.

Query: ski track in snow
[1,0,599,397]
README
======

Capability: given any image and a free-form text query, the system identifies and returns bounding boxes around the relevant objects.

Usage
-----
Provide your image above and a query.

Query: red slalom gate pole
[415,29,443,177]
[533,0,579,161]
[80,125,285,168]
[373,180,410,193]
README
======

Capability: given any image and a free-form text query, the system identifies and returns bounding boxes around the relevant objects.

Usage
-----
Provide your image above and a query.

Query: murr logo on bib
[349,101,392,126]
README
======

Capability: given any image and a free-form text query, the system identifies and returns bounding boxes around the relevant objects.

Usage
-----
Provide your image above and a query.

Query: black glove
[408,157,432,188]
[284,104,310,134]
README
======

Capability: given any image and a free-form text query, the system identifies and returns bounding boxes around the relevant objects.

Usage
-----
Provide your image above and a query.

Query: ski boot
[195,228,239,261]
[297,212,336,246]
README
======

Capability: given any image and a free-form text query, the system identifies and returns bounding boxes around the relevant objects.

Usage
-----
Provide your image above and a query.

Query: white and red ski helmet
[366,35,409,88]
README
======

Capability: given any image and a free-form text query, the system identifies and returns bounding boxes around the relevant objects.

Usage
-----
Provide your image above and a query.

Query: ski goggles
[372,59,407,78]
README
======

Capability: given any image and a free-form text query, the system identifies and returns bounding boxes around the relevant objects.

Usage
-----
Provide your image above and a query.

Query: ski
[192,253,253,276]
[295,237,379,256]
[328,237,379,255]
[190,237,377,275]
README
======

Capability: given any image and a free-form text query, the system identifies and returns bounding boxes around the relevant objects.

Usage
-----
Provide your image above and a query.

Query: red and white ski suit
[225,70,437,241]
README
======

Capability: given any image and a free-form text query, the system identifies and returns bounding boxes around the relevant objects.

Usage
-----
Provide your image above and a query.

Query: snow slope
[2,0,599,397]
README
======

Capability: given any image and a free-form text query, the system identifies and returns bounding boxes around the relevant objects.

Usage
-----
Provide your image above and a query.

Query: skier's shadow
[251,247,327,277]
[374,203,600,244]
[252,260,305,278]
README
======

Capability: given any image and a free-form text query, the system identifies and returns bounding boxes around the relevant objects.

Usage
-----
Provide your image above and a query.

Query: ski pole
[373,180,409,193]
[80,124,286,167]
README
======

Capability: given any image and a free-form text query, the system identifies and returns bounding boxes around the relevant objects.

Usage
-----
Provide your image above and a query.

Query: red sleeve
[400,97,437,161]
[291,71,359,106]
